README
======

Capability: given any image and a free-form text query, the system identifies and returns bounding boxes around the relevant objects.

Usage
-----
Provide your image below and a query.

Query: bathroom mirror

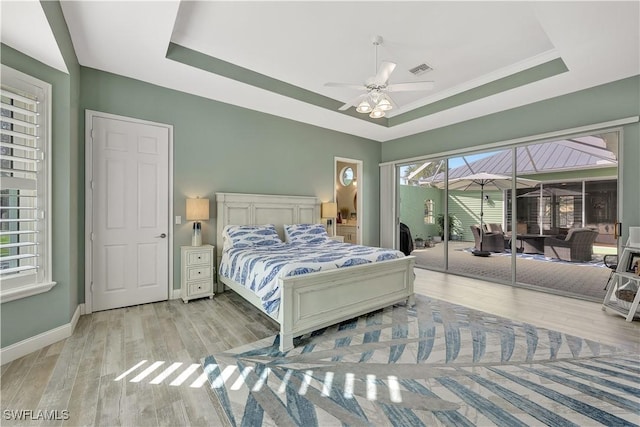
[340,166,354,186]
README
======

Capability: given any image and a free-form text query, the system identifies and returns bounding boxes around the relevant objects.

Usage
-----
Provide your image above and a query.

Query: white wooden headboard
[215,192,320,259]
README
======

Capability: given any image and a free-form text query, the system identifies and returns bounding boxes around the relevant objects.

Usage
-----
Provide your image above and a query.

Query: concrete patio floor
[411,241,611,302]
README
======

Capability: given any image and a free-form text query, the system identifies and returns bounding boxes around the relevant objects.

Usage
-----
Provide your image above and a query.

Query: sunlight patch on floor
[115,360,403,402]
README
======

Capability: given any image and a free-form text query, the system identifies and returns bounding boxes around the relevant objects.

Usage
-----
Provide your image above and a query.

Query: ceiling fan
[325,35,434,118]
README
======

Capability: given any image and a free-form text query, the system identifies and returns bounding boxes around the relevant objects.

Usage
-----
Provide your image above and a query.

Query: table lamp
[321,202,338,236]
[186,197,209,246]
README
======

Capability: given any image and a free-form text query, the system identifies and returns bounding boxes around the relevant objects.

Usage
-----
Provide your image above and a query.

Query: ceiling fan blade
[338,93,368,111]
[386,81,435,92]
[325,82,366,90]
[373,61,396,86]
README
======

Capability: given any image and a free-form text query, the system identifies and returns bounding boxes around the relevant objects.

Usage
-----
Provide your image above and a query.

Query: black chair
[399,223,414,256]
[603,254,618,290]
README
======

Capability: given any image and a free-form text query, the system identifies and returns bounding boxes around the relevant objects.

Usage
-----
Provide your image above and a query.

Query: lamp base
[192,222,202,246]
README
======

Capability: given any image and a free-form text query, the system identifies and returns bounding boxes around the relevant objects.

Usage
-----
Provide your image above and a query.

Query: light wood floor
[2,270,639,426]
[414,268,640,353]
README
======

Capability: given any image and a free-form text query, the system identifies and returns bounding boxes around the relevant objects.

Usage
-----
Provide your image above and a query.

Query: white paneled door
[90,116,169,311]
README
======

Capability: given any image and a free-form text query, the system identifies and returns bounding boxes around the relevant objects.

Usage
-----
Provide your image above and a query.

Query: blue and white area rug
[202,295,639,426]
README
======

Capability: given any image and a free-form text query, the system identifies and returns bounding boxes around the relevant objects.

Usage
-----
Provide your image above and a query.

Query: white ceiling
[0,0,67,73]
[3,1,639,142]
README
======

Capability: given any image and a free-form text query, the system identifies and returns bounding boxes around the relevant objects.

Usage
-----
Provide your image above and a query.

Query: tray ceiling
[3,1,639,142]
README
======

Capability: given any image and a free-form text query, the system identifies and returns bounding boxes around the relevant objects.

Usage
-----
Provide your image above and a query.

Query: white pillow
[222,224,282,252]
[284,223,330,244]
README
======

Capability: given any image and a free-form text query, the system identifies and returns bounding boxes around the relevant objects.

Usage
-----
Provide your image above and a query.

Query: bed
[215,192,415,352]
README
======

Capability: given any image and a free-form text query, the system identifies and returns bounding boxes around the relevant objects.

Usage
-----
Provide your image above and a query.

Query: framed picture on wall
[626,252,640,274]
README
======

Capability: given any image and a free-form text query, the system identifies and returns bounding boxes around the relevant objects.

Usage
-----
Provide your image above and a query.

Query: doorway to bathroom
[334,157,362,244]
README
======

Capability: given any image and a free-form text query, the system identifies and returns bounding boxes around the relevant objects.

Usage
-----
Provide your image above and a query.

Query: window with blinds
[1,66,51,296]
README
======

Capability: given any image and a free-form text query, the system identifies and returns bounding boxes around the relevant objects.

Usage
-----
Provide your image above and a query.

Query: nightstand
[336,224,357,244]
[329,235,345,243]
[181,245,215,303]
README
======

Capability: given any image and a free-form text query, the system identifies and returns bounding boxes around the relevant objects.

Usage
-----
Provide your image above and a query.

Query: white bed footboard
[277,256,415,352]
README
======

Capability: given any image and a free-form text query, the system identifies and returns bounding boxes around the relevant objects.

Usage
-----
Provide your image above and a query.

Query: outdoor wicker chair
[543,228,599,262]
[486,223,511,249]
[470,225,505,253]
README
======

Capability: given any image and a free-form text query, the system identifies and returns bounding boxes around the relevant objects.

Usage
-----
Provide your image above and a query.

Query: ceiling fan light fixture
[377,97,392,111]
[356,100,372,113]
[369,107,385,119]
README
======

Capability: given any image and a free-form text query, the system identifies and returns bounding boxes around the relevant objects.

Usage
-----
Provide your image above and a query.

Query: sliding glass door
[445,150,513,285]
[397,159,447,271]
[395,131,619,302]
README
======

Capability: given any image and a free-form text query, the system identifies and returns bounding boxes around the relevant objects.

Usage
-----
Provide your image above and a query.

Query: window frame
[1,65,55,303]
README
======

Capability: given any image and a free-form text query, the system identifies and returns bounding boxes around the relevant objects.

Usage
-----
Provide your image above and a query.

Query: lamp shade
[356,100,372,113]
[186,198,209,221]
[321,202,337,219]
[369,107,385,119]
[377,97,392,111]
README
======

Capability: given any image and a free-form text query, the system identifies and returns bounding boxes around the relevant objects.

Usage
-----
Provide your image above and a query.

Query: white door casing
[379,163,396,249]
[86,112,172,312]
[334,157,363,244]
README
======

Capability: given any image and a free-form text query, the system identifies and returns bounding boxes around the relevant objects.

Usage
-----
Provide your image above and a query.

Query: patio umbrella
[436,173,538,256]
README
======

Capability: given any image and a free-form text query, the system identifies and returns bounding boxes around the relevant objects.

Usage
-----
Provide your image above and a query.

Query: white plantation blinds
[0,69,48,291]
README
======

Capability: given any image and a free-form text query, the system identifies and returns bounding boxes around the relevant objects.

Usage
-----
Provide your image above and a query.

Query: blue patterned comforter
[219,241,404,315]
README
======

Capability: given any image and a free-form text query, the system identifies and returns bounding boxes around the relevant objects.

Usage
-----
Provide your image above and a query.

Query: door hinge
[90,232,95,241]
[90,129,95,139]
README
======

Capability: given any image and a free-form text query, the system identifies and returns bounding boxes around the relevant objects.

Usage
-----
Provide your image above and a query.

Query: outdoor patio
[411,241,611,301]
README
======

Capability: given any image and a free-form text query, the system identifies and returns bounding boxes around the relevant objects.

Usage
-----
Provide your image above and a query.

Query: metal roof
[419,135,617,185]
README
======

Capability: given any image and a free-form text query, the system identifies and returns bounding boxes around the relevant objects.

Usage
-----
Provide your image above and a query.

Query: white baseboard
[170,288,182,300]
[0,304,84,366]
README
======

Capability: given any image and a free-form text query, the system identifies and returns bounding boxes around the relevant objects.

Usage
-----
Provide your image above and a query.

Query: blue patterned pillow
[284,224,330,244]
[222,224,282,252]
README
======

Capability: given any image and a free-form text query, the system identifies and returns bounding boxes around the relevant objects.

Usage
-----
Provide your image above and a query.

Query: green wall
[400,186,503,242]
[382,76,640,244]
[523,167,617,182]
[448,190,504,241]
[79,68,382,293]
[399,185,441,240]
[1,3,81,347]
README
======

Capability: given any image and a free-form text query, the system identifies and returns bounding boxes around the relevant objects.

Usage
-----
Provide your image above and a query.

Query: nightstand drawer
[187,266,212,281]
[187,250,211,265]
[188,281,212,295]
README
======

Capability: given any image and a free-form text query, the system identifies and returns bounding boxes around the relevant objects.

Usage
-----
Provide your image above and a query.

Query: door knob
[156,233,167,238]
